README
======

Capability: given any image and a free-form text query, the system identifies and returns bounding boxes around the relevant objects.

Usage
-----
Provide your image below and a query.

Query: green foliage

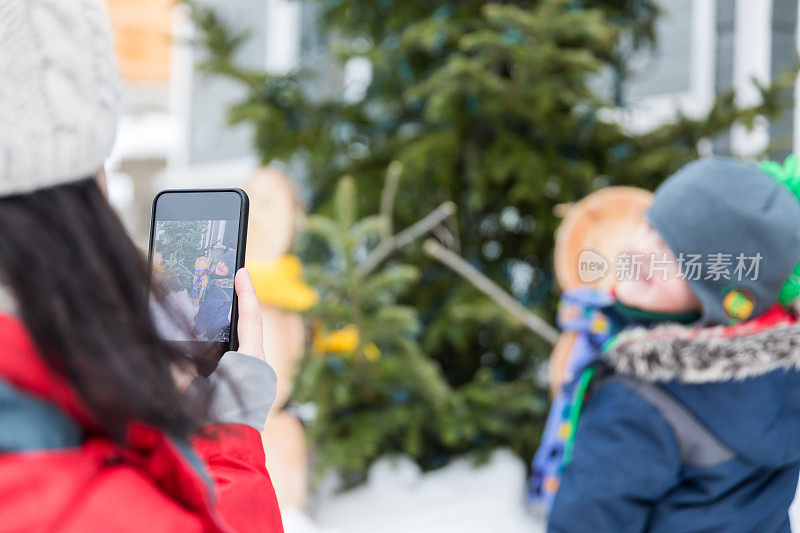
[183,0,798,477]
[296,177,448,478]
[154,220,209,291]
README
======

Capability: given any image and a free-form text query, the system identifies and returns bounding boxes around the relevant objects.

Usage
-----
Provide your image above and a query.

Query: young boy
[549,157,800,532]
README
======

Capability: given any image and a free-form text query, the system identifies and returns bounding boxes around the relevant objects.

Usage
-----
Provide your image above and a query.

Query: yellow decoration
[313,324,361,354]
[363,342,382,362]
[590,314,609,334]
[248,255,318,311]
[722,288,755,321]
[558,421,572,440]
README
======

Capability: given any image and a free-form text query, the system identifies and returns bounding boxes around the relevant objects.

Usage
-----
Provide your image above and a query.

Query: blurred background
[103,1,800,531]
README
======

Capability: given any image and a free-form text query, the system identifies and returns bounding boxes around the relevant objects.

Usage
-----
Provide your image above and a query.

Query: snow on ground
[281,449,800,533]
[791,482,800,530]
[282,449,545,533]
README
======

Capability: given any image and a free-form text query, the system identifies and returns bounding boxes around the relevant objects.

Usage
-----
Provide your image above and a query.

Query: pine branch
[422,239,560,345]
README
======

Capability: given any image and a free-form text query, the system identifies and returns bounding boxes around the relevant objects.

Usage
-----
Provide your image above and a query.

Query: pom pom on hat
[0,0,122,196]
[759,155,800,305]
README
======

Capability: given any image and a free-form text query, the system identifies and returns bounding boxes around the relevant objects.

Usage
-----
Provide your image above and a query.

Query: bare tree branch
[358,202,456,277]
[423,239,560,345]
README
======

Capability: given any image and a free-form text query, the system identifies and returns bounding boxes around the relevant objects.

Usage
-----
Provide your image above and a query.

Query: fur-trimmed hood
[602,304,800,467]
[604,305,800,383]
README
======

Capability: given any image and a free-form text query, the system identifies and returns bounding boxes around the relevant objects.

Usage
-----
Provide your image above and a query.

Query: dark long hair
[0,178,209,441]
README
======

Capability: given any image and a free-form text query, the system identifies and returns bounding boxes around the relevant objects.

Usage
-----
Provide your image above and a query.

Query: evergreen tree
[184,0,797,475]
[295,174,545,481]
[155,220,209,290]
[295,176,458,481]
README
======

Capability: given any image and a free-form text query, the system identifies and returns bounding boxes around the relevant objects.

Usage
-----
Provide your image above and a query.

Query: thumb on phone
[235,268,265,361]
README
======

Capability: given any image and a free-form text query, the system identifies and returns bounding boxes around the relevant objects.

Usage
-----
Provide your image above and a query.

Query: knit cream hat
[0,0,122,197]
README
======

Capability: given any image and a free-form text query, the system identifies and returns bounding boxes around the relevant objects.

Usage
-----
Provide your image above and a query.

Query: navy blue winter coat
[194,276,234,342]
[549,306,800,532]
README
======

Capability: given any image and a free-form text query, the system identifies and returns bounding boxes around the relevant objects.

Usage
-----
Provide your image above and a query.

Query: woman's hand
[234,268,265,362]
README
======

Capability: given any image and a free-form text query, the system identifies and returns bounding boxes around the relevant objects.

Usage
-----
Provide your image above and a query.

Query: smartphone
[148,189,249,370]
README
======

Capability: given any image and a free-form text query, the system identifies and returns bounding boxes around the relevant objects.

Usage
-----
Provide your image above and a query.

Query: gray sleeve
[197,352,278,432]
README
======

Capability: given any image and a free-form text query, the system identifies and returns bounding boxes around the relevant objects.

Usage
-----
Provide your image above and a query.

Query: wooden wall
[104,0,173,82]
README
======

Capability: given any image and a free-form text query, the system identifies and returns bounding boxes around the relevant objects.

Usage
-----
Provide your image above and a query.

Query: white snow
[282,449,545,533]
[791,482,800,530]
[280,450,800,533]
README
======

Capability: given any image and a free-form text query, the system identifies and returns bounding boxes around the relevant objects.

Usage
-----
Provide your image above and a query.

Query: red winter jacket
[0,313,283,533]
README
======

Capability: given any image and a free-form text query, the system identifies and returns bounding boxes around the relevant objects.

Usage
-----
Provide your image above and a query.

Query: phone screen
[149,190,248,352]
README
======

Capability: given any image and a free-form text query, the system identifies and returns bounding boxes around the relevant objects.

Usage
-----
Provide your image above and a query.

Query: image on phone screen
[148,189,248,353]
[152,219,237,342]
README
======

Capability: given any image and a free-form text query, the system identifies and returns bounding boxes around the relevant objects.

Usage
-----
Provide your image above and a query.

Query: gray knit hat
[0,0,121,196]
[212,249,237,275]
[647,157,800,325]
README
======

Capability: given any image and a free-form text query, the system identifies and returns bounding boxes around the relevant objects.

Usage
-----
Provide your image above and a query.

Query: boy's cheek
[615,277,652,308]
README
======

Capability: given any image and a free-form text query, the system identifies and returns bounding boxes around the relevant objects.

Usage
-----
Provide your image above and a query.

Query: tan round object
[554,187,653,291]
[243,167,300,262]
[548,332,577,398]
[281,310,306,364]
[261,305,305,409]
[262,411,308,510]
